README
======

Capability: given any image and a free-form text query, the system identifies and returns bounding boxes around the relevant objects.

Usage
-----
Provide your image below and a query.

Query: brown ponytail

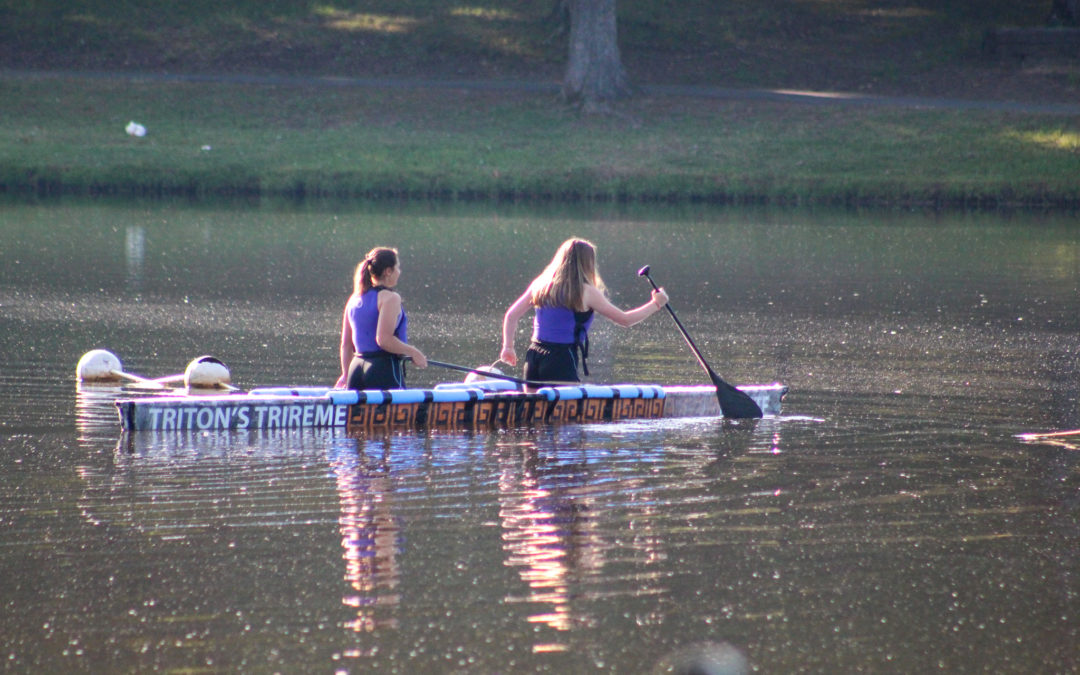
[353,247,399,295]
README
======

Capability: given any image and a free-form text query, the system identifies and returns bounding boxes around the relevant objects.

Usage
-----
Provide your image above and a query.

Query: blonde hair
[353,247,398,295]
[529,238,605,310]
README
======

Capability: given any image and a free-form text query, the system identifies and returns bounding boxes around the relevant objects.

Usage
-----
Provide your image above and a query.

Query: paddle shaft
[639,268,763,419]
[422,359,571,389]
[640,273,723,382]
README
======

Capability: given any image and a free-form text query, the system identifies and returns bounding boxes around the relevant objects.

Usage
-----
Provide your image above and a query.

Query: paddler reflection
[327,438,401,634]
[496,428,621,649]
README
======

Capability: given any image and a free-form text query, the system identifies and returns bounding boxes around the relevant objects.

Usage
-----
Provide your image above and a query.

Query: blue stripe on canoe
[250,385,664,405]
[350,388,486,405]
[328,390,360,405]
[249,386,333,397]
[535,384,665,401]
[434,380,517,392]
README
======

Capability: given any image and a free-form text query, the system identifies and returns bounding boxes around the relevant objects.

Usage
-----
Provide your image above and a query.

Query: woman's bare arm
[584,284,668,327]
[375,291,427,367]
[500,289,533,366]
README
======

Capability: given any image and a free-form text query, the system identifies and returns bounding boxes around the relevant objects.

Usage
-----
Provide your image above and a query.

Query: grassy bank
[1,0,1079,206]
[2,75,1078,207]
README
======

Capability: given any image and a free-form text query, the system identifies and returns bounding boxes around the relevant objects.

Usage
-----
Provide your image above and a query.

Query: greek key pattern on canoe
[347,401,462,430]
[347,397,543,430]
[349,402,419,429]
[427,400,475,429]
[610,396,665,420]
[547,397,664,423]
[472,396,548,428]
[347,393,666,431]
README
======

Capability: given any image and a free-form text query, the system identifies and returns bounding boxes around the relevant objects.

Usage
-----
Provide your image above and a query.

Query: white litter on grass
[125,121,147,137]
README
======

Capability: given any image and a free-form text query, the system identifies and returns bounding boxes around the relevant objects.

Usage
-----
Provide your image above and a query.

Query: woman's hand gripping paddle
[638,266,763,419]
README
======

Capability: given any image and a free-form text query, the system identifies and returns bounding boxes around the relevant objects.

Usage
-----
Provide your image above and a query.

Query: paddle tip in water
[719,393,764,419]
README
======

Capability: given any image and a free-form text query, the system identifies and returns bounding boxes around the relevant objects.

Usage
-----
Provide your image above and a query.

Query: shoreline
[7,182,1078,212]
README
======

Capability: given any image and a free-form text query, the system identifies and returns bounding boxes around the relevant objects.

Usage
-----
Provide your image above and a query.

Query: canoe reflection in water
[75,385,779,666]
[74,418,405,650]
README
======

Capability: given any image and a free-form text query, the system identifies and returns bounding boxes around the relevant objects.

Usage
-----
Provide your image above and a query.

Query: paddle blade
[713,376,764,419]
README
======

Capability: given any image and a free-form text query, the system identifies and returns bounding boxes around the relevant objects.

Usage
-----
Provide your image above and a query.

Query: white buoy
[464,365,504,384]
[76,349,124,382]
[184,355,231,389]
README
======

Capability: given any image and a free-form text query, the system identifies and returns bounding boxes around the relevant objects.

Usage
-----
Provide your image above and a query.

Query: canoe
[115,379,788,432]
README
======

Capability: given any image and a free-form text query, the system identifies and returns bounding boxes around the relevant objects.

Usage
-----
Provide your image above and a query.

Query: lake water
[1,199,1077,673]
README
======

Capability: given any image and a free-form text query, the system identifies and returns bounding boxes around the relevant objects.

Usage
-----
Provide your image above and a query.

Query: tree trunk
[562,0,630,113]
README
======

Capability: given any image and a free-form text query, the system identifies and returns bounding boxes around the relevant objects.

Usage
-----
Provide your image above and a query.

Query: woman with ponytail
[500,238,669,383]
[336,247,427,390]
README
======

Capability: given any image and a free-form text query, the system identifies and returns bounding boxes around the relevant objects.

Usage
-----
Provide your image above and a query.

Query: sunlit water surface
[1,201,1077,673]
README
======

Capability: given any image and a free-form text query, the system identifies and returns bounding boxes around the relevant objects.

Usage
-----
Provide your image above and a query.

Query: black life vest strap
[573,310,593,376]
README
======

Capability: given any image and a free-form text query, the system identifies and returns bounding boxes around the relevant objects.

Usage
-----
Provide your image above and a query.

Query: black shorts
[347,353,406,390]
[524,341,581,383]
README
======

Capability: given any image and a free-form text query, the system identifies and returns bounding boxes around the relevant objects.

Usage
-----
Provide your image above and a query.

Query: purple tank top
[347,287,407,354]
[533,305,593,344]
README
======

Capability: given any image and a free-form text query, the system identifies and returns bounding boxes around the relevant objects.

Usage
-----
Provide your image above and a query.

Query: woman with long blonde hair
[336,247,427,390]
[500,238,668,382]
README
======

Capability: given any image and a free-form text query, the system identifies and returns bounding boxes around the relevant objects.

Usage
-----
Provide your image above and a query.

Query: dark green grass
[0,0,1060,85]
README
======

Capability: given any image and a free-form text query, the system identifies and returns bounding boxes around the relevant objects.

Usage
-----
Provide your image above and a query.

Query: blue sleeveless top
[533,305,594,375]
[533,306,593,344]
[347,287,407,355]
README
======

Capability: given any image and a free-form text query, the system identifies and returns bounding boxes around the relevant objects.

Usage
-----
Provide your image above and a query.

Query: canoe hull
[116,383,787,432]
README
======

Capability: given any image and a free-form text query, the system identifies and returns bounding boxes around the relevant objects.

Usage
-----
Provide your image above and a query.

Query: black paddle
[638,266,763,419]
[421,359,571,389]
